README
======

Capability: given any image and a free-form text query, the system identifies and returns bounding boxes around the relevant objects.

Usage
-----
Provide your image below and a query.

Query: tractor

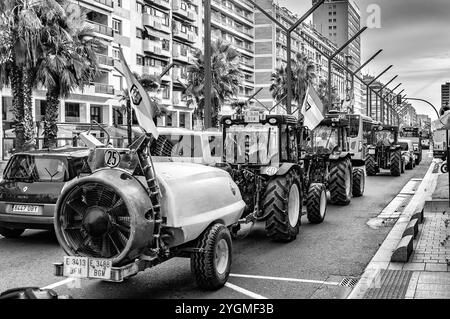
[220,112,327,243]
[365,123,404,176]
[301,112,365,209]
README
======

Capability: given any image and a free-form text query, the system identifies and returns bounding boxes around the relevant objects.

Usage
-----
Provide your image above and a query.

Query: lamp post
[204,0,212,129]
[246,0,325,115]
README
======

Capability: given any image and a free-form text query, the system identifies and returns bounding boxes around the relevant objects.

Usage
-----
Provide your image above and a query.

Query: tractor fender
[275,163,301,176]
[390,145,401,151]
[329,152,352,161]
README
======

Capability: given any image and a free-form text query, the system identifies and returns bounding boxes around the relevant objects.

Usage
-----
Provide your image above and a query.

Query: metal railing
[86,20,114,37]
[91,82,115,95]
[92,0,113,7]
[97,54,114,66]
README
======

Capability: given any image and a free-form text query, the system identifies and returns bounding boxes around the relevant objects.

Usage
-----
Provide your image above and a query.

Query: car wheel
[0,227,25,238]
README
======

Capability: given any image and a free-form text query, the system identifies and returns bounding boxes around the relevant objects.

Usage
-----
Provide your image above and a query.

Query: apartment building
[442,82,450,110]
[399,103,418,127]
[253,0,347,113]
[312,0,364,115]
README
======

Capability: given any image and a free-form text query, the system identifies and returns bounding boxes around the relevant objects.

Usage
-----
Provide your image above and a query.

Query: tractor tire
[263,170,301,242]
[306,183,327,224]
[441,163,448,174]
[390,150,402,177]
[365,155,377,176]
[352,168,365,197]
[0,227,25,238]
[329,158,352,206]
[190,223,232,290]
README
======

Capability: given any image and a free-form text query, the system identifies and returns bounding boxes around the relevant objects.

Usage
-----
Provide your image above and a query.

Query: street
[0,151,432,299]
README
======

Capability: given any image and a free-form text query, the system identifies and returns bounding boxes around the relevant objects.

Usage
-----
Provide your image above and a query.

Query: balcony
[147,0,171,11]
[142,14,171,34]
[91,82,115,95]
[79,0,113,11]
[211,0,253,27]
[172,28,196,43]
[172,0,196,22]
[172,46,190,63]
[97,54,114,68]
[142,40,166,58]
[172,69,188,86]
[172,92,187,107]
[86,20,113,38]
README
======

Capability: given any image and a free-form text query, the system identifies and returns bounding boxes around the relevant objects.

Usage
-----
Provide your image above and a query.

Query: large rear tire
[365,155,377,176]
[329,158,352,206]
[306,183,327,224]
[390,150,402,177]
[263,171,301,242]
[191,223,232,290]
[0,227,25,238]
[352,168,365,197]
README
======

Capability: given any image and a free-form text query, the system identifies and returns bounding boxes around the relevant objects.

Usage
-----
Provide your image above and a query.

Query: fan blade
[108,233,120,254]
[66,200,88,219]
[112,221,130,234]
[64,220,82,230]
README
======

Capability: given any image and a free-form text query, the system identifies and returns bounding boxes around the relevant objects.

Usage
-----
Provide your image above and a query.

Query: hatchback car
[0,147,89,238]
[398,139,416,170]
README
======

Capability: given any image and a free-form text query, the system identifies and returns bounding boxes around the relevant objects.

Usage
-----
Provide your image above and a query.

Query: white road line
[41,277,75,290]
[230,273,340,286]
[225,282,267,299]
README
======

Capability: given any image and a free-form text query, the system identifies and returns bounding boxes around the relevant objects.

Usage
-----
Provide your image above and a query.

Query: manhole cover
[339,277,358,288]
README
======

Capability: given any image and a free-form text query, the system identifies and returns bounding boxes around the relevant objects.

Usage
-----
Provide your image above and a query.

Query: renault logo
[22,186,28,192]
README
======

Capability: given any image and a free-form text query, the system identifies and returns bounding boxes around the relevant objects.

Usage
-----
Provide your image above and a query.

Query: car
[150,127,222,165]
[398,139,416,170]
[0,147,89,238]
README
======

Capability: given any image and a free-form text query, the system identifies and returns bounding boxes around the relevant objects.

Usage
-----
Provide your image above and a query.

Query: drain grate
[339,277,359,288]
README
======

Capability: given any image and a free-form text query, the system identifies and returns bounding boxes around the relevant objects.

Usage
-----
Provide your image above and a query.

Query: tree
[316,79,339,111]
[35,1,100,148]
[0,0,67,151]
[185,38,242,128]
[270,52,316,110]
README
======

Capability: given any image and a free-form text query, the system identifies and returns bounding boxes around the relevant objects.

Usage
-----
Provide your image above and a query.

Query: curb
[347,160,440,299]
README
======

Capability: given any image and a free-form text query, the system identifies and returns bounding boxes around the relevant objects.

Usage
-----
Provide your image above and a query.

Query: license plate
[368,149,376,155]
[244,111,260,123]
[63,256,112,280]
[11,204,41,215]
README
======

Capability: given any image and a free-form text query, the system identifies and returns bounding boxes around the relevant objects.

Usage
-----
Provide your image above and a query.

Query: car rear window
[4,155,68,182]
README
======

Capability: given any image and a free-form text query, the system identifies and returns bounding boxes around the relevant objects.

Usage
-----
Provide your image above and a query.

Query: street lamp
[204,0,212,128]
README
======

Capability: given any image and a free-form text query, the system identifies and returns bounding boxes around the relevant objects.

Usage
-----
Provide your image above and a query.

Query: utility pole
[203,0,212,129]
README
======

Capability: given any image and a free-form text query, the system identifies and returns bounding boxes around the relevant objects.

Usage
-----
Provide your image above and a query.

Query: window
[163,14,169,26]
[90,106,102,123]
[40,100,47,117]
[113,19,122,35]
[116,0,121,7]
[162,86,170,99]
[162,39,170,51]
[181,24,187,33]
[136,54,144,65]
[136,2,142,13]
[65,103,80,122]
[112,48,120,59]
[179,113,186,128]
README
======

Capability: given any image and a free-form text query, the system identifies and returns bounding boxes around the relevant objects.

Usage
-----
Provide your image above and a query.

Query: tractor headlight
[261,166,278,176]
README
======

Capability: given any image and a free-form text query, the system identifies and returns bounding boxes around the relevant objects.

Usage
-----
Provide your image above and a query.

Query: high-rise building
[441,82,450,109]
[253,0,347,113]
[312,0,364,114]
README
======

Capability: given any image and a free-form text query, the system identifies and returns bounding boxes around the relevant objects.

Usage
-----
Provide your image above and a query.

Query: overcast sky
[278,0,450,119]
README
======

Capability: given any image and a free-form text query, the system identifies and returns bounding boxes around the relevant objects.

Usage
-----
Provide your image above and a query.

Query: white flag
[114,47,159,138]
[301,86,324,130]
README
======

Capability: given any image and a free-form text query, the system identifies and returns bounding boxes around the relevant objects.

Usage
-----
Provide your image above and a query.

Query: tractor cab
[221,112,300,170]
[371,124,399,147]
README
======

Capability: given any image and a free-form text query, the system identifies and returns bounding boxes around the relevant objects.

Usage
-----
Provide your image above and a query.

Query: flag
[114,47,159,138]
[300,85,324,130]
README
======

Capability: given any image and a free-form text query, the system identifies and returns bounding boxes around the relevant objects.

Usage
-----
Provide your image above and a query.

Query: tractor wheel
[352,168,365,197]
[190,223,232,290]
[365,155,377,176]
[306,183,327,224]
[390,150,402,177]
[0,227,25,238]
[264,170,301,242]
[329,158,352,206]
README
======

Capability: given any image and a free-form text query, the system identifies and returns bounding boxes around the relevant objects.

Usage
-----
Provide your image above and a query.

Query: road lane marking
[225,282,267,299]
[230,273,340,286]
[41,277,76,290]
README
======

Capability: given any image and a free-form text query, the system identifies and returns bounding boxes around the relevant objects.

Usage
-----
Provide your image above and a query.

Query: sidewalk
[349,159,450,299]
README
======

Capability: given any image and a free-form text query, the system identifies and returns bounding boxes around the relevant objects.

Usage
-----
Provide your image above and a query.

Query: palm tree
[316,79,339,111]
[185,38,242,128]
[270,52,316,109]
[0,0,67,151]
[35,1,100,148]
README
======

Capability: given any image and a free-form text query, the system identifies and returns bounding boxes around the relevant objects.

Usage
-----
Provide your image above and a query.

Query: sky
[277,0,450,119]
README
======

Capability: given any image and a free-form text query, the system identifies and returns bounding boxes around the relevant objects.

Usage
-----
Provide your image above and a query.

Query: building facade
[312,0,364,114]
[362,75,398,125]
[442,82,450,110]
[253,0,347,113]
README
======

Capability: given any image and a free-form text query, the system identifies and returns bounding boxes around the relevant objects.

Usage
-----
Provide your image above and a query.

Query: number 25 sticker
[104,149,120,168]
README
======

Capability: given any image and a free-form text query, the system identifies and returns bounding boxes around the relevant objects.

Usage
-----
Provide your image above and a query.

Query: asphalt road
[0,151,433,299]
